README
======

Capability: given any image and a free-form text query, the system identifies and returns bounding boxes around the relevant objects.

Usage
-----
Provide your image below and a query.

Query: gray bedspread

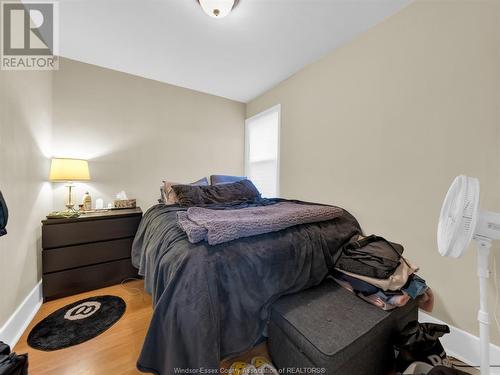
[177,201,343,245]
[132,199,360,375]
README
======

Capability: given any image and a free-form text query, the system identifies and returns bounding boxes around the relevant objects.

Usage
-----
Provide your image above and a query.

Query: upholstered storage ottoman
[268,278,417,375]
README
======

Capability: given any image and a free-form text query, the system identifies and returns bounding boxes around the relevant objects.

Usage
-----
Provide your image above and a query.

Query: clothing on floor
[0,340,28,375]
[394,321,451,372]
[402,361,434,374]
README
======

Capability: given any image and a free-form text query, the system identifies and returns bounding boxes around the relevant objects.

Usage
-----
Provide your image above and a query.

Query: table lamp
[49,158,90,210]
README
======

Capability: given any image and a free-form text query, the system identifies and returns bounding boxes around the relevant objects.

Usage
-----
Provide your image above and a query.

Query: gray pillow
[172,179,261,207]
[160,177,208,204]
[210,175,246,185]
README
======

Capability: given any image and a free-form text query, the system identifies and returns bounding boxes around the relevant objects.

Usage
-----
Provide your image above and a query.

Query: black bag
[336,234,404,279]
[394,321,450,372]
[0,190,8,237]
[0,341,28,375]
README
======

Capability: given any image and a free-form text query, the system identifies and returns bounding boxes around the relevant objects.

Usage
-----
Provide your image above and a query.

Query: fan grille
[437,175,480,258]
[462,187,476,233]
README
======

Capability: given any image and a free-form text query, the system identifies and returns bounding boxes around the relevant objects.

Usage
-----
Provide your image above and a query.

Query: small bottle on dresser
[82,192,92,211]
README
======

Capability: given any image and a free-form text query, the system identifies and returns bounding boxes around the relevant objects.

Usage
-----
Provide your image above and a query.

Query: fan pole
[476,239,491,375]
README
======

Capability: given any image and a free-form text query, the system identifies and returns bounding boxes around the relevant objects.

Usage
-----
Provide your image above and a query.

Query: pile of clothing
[332,235,434,312]
[394,322,469,375]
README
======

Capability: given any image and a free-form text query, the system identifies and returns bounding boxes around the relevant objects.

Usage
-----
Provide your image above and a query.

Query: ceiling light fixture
[197,0,239,19]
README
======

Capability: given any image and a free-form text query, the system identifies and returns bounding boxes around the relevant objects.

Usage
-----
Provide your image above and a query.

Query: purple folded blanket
[177,201,343,245]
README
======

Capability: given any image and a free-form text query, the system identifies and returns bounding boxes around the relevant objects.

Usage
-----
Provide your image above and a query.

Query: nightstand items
[82,191,92,210]
[41,207,142,300]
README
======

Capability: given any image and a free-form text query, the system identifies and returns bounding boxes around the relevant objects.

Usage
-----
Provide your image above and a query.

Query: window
[245,104,280,198]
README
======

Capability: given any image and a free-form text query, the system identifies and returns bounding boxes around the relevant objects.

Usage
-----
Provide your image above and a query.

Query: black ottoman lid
[270,278,417,366]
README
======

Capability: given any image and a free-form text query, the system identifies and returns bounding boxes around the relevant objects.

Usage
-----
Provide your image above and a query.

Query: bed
[131,187,361,374]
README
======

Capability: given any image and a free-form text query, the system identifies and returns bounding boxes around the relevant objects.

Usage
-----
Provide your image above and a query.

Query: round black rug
[28,295,126,351]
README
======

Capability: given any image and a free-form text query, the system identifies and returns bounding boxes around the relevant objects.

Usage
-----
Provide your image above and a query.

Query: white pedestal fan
[438,175,500,375]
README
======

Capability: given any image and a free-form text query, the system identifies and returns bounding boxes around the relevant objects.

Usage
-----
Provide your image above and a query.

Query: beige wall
[51,58,245,210]
[0,70,53,328]
[247,0,500,345]
[0,58,245,328]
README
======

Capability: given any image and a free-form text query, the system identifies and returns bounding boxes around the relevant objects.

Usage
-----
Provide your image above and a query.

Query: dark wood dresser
[42,208,142,301]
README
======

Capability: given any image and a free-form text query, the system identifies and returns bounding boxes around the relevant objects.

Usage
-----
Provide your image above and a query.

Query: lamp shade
[49,158,90,181]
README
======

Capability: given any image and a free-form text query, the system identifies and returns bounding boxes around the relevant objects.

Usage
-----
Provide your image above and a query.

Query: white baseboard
[419,310,500,374]
[0,280,43,348]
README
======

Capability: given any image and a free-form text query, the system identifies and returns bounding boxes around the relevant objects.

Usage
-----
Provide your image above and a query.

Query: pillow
[172,179,261,207]
[210,174,246,185]
[161,177,208,204]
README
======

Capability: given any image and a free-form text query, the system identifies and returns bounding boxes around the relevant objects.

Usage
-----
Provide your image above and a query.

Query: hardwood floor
[13,280,475,375]
[14,280,153,375]
[13,280,271,375]
[220,343,270,371]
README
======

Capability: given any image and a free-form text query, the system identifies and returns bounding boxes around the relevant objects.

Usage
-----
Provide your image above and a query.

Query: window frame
[244,103,281,197]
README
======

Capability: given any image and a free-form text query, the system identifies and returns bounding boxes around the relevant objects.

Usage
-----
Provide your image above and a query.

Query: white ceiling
[58,0,412,102]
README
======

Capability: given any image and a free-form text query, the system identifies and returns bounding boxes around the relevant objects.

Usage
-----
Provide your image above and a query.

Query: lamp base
[65,182,76,211]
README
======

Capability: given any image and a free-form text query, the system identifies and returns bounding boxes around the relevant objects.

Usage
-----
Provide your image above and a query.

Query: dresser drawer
[42,216,141,249]
[43,259,138,300]
[42,238,134,273]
